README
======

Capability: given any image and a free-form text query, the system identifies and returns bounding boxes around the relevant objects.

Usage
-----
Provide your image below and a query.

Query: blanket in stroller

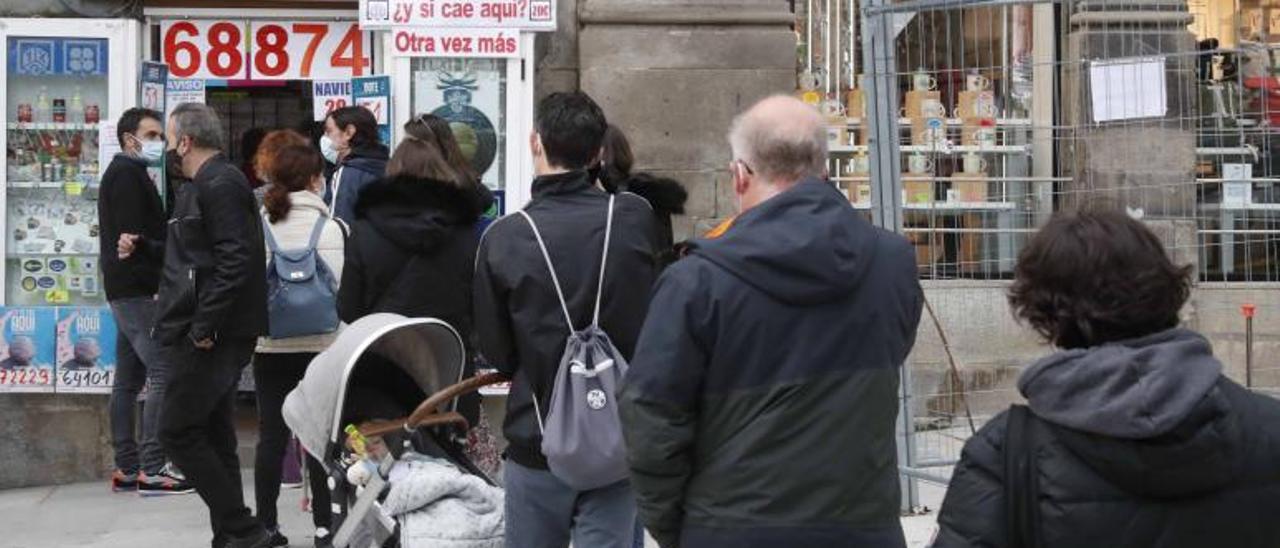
[381,453,504,548]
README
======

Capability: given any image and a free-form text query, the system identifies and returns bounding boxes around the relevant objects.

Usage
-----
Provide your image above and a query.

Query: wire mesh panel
[796,0,1280,512]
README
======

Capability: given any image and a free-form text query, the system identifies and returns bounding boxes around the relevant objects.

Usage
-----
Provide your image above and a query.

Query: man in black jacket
[99,107,194,496]
[618,96,923,548]
[473,92,657,548]
[128,103,269,548]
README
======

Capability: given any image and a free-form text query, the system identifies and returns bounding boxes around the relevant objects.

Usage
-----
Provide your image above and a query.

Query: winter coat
[255,191,347,354]
[153,154,268,345]
[934,328,1280,548]
[381,453,504,548]
[325,143,389,224]
[473,170,658,471]
[98,153,167,301]
[611,173,687,270]
[618,178,923,548]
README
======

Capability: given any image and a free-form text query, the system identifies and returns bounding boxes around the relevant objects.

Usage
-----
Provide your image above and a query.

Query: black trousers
[159,338,258,539]
[253,352,331,530]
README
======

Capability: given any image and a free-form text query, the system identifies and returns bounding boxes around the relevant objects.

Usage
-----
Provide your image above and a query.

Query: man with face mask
[99,107,194,496]
[131,103,270,548]
[617,96,924,548]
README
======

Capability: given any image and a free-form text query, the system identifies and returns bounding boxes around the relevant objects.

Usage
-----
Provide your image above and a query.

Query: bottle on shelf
[35,86,50,123]
[52,99,67,124]
[69,88,84,125]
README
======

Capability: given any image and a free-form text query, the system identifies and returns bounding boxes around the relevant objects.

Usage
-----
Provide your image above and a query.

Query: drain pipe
[1243,304,1256,388]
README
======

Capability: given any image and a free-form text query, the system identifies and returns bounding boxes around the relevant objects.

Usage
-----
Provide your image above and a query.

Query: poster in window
[416,67,503,188]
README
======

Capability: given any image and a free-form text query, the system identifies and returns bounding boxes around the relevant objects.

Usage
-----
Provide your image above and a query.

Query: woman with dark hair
[322,106,389,223]
[932,207,1280,547]
[404,113,495,214]
[338,136,498,475]
[596,124,688,269]
[254,144,345,548]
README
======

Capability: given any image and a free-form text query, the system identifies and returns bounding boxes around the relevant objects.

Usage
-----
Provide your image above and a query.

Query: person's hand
[118,234,141,260]
[193,338,215,351]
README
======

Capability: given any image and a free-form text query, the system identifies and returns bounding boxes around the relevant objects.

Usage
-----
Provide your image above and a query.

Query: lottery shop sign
[391,28,522,58]
[160,20,372,80]
[361,0,557,31]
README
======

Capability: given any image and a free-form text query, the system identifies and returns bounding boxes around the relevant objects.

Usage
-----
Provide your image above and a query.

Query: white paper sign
[1222,163,1253,208]
[360,0,556,31]
[313,80,353,121]
[166,79,206,112]
[391,28,522,58]
[98,121,121,182]
[1089,57,1168,123]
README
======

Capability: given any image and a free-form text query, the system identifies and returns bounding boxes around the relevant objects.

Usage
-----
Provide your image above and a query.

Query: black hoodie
[934,328,1280,547]
[338,174,485,338]
[618,178,923,548]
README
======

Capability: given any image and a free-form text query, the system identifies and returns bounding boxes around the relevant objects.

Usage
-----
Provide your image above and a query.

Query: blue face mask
[138,138,165,166]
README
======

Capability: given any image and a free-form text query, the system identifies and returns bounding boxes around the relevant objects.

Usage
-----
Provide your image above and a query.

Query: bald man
[619,96,924,548]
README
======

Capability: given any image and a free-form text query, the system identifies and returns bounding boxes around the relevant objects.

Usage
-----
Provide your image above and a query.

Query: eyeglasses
[408,113,440,142]
[732,159,755,176]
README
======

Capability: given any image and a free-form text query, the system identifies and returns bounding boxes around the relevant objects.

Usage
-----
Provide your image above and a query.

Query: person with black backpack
[473,91,658,548]
[932,207,1280,548]
[252,141,345,548]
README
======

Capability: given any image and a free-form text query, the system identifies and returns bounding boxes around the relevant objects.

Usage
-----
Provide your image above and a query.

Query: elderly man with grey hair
[619,95,924,548]
[124,102,270,548]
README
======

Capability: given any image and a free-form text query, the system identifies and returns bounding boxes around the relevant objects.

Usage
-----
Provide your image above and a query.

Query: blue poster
[7,37,108,77]
[55,308,117,394]
[352,75,392,144]
[0,308,57,393]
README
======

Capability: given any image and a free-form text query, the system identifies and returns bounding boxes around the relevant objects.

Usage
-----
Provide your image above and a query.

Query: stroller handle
[357,371,511,439]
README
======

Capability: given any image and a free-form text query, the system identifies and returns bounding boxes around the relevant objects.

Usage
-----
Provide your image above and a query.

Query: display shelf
[1201,202,1280,212]
[8,182,81,190]
[9,252,99,257]
[6,122,99,131]
[836,117,1034,128]
[829,144,1032,155]
[850,201,1018,211]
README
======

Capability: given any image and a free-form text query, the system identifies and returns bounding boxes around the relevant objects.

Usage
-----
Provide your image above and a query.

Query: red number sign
[161,20,370,80]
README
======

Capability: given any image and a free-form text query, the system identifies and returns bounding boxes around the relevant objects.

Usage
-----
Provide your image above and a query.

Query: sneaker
[138,464,195,496]
[227,528,272,548]
[314,527,333,548]
[110,469,138,492]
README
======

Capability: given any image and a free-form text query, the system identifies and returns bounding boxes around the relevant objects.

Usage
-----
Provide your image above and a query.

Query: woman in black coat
[596,125,688,269]
[933,208,1280,548]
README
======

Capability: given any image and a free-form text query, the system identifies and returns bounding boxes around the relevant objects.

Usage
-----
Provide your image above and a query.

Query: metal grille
[795,0,1280,512]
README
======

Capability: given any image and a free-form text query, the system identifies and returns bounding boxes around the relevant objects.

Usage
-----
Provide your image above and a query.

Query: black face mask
[165,148,188,184]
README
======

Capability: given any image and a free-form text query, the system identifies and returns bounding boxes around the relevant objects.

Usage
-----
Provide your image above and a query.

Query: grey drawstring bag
[519,195,630,491]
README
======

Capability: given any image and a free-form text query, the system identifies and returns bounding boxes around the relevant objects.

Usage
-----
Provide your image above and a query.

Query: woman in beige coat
[252,141,346,547]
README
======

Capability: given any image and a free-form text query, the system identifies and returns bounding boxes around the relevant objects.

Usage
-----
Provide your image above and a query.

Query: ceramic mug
[967,73,991,91]
[920,99,947,118]
[908,154,934,174]
[962,153,988,173]
[821,97,847,117]
[913,70,938,91]
[974,127,997,148]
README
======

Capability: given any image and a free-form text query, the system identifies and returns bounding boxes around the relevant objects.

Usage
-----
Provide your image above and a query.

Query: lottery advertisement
[0,308,57,393]
[55,308,116,394]
[413,60,503,188]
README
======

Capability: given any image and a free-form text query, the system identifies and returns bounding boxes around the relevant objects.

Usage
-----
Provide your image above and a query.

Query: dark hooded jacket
[934,328,1280,548]
[618,178,924,548]
[608,173,687,270]
[337,174,488,337]
[326,142,389,224]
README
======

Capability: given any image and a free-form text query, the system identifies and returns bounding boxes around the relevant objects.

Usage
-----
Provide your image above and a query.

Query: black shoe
[266,528,289,547]
[314,527,333,548]
[228,528,272,548]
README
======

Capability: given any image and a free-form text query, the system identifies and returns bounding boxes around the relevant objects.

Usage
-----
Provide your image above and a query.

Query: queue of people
[97,90,1280,548]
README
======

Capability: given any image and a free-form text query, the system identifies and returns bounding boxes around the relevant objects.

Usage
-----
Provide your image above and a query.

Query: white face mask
[139,139,165,166]
[319,135,340,164]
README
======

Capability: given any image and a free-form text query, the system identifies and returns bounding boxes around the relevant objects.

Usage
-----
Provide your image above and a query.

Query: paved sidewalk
[0,473,940,547]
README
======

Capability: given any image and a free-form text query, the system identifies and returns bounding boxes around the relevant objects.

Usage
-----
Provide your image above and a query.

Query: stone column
[577,0,797,238]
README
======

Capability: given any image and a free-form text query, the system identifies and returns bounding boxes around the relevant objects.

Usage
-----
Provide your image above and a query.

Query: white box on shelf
[1223,163,1253,207]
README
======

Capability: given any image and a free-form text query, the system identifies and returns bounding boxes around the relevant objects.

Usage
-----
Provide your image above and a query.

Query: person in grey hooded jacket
[932,207,1280,548]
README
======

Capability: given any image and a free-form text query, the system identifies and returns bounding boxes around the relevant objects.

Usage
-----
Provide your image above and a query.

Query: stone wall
[0,395,111,489]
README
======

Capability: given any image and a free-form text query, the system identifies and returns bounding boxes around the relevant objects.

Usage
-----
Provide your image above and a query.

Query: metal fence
[795,0,1280,511]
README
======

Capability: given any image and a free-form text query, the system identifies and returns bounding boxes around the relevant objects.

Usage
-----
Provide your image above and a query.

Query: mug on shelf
[966,72,991,92]
[962,153,988,173]
[913,69,938,91]
[908,153,934,174]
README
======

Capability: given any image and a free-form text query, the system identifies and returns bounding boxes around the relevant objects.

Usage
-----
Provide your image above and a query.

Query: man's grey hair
[170,102,225,152]
[728,95,828,184]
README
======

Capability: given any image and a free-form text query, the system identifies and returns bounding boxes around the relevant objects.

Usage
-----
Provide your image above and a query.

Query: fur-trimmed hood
[354,174,486,253]
[619,173,687,217]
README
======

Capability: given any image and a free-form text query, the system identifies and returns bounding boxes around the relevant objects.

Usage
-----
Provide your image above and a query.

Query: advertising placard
[166,78,206,112]
[313,80,353,122]
[391,28,522,58]
[413,65,502,187]
[55,308,117,394]
[360,0,556,31]
[141,61,168,113]
[0,308,57,393]
[160,20,372,81]
[353,75,393,144]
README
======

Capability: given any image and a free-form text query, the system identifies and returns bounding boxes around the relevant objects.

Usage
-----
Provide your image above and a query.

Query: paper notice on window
[1089,57,1167,123]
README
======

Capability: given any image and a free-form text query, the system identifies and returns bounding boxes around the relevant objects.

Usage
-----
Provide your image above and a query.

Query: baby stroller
[283,313,509,548]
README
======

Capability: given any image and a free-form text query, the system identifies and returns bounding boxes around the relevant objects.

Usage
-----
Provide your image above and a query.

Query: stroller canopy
[283,314,466,459]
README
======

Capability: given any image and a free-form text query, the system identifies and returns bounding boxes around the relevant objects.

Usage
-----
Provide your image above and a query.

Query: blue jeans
[108,297,169,475]
[503,460,636,548]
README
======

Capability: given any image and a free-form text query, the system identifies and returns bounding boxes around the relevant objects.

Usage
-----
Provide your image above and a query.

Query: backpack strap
[262,215,281,253]
[591,195,616,327]
[518,210,575,333]
[306,215,328,250]
[1004,405,1040,548]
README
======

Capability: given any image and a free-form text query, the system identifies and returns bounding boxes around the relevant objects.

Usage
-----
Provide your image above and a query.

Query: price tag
[313,80,353,121]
